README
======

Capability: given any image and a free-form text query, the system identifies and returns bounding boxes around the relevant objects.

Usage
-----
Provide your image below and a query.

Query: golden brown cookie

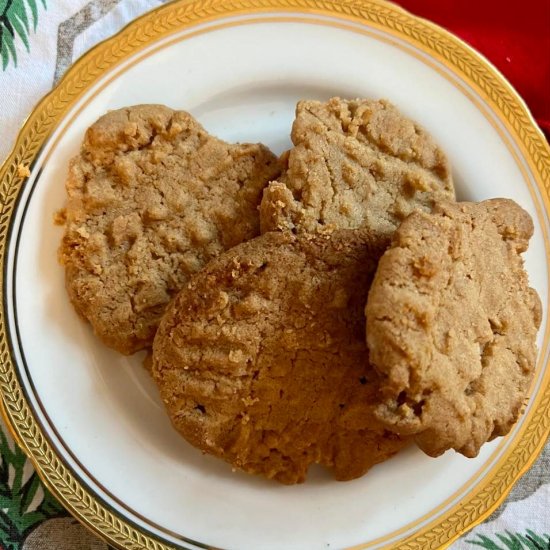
[260,97,454,236]
[59,105,281,355]
[366,199,542,458]
[152,230,408,484]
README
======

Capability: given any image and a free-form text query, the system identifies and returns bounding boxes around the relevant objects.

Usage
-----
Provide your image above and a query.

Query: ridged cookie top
[59,105,281,354]
[366,199,541,457]
[152,229,408,484]
[260,97,454,236]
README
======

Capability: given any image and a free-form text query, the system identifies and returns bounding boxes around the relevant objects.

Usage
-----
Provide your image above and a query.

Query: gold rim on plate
[0,1,549,549]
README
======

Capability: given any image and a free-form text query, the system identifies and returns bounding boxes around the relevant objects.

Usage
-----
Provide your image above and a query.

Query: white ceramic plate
[1,1,549,549]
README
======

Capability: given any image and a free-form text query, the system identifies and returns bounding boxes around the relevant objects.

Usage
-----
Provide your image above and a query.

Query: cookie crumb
[17,164,31,178]
[53,208,67,226]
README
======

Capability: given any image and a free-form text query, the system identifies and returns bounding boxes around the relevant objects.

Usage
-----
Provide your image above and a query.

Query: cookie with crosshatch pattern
[152,229,409,484]
[59,104,281,355]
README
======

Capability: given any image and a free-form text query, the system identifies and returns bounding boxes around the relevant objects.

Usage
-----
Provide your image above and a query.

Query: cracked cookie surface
[152,229,408,484]
[260,97,454,236]
[366,199,542,457]
[59,105,281,355]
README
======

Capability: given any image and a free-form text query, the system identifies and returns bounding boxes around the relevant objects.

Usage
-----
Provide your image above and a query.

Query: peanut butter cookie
[366,199,541,457]
[152,230,408,484]
[260,97,454,236]
[59,105,281,354]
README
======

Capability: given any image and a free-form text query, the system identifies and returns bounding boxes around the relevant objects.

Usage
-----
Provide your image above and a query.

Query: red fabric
[394,0,550,141]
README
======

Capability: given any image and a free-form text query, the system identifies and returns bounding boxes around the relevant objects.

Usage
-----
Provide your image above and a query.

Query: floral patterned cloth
[0,1,548,549]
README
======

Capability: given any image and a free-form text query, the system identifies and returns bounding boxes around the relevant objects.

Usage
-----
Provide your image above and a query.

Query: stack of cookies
[58,98,541,484]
